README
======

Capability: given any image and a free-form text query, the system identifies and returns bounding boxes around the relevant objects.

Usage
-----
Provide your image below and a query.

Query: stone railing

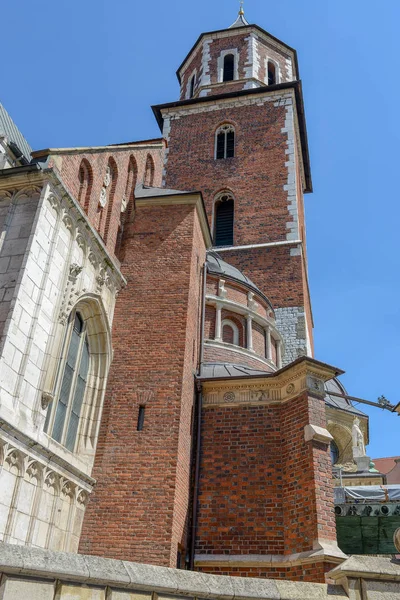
[0,543,399,599]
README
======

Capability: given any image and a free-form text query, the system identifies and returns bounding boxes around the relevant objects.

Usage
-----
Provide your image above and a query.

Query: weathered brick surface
[79,202,206,567]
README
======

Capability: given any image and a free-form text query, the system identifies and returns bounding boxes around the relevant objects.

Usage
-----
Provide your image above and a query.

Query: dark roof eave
[0,163,41,177]
[175,24,299,83]
[197,355,344,382]
[152,80,312,193]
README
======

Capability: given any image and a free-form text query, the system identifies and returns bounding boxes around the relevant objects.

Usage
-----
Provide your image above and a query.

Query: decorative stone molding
[304,424,333,445]
[201,357,341,408]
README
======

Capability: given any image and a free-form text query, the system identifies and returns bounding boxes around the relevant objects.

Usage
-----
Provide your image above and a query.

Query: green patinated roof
[0,102,32,161]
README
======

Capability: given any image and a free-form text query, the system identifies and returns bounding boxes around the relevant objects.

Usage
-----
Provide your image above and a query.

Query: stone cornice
[201,357,341,408]
[136,192,212,248]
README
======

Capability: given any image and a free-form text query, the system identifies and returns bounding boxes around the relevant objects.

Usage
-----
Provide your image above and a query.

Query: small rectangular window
[137,406,145,431]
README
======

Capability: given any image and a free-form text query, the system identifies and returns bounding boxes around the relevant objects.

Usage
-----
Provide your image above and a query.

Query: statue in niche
[352,417,366,458]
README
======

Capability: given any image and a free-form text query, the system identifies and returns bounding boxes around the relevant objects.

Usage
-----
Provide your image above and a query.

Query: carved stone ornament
[41,391,54,410]
[121,195,128,213]
[394,528,400,553]
[69,263,83,281]
[99,187,107,208]
[103,166,111,188]
[223,391,236,403]
[286,383,295,395]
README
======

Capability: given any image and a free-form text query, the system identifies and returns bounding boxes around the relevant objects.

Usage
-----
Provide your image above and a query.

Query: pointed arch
[215,123,235,159]
[44,294,112,455]
[116,156,138,259]
[124,155,138,224]
[144,154,155,187]
[102,157,118,244]
[77,159,93,214]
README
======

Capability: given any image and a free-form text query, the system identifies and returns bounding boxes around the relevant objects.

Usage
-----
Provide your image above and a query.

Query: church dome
[206,251,272,309]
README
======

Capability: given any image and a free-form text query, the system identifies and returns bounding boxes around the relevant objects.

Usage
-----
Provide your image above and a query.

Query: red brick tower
[154,8,313,364]
[80,9,346,583]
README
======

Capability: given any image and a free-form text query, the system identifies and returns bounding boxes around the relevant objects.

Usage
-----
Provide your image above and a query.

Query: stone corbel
[218,279,227,299]
[304,424,333,445]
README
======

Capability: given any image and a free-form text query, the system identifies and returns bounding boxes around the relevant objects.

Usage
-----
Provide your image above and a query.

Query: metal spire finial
[239,0,244,16]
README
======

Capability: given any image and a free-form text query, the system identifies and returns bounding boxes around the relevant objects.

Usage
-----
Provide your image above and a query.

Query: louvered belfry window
[214,193,234,247]
[215,124,235,160]
[45,311,90,452]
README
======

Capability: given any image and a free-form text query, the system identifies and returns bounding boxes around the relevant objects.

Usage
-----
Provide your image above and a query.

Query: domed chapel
[0,5,397,586]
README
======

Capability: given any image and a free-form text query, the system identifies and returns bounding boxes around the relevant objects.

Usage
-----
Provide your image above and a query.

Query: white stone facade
[0,171,124,551]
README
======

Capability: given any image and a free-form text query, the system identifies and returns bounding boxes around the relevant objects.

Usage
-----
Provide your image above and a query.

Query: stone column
[265,326,272,360]
[215,303,222,341]
[246,315,253,351]
[277,340,282,369]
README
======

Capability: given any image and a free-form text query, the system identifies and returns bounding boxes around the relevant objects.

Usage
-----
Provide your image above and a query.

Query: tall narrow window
[137,406,145,431]
[215,124,235,160]
[189,74,196,98]
[45,312,90,452]
[268,61,277,85]
[214,192,234,247]
[223,54,235,82]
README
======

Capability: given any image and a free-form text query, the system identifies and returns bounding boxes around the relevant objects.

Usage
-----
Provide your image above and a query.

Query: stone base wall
[0,544,349,600]
[1,543,400,600]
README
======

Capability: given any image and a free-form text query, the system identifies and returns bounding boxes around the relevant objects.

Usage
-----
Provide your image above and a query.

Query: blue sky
[2,0,399,458]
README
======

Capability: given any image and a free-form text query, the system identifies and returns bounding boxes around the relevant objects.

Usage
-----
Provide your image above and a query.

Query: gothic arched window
[44,311,90,452]
[215,124,235,160]
[214,192,234,247]
[223,54,235,82]
[268,61,277,85]
[330,440,340,465]
[144,154,155,187]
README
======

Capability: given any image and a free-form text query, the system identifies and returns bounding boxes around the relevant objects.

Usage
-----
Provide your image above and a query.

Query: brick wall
[195,390,336,581]
[79,200,206,567]
[49,144,164,260]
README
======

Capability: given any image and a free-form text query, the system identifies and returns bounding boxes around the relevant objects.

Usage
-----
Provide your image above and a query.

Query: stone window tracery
[44,310,90,452]
[215,124,235,160]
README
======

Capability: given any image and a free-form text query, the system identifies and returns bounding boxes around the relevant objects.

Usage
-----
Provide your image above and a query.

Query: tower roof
[229,2,249,29]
